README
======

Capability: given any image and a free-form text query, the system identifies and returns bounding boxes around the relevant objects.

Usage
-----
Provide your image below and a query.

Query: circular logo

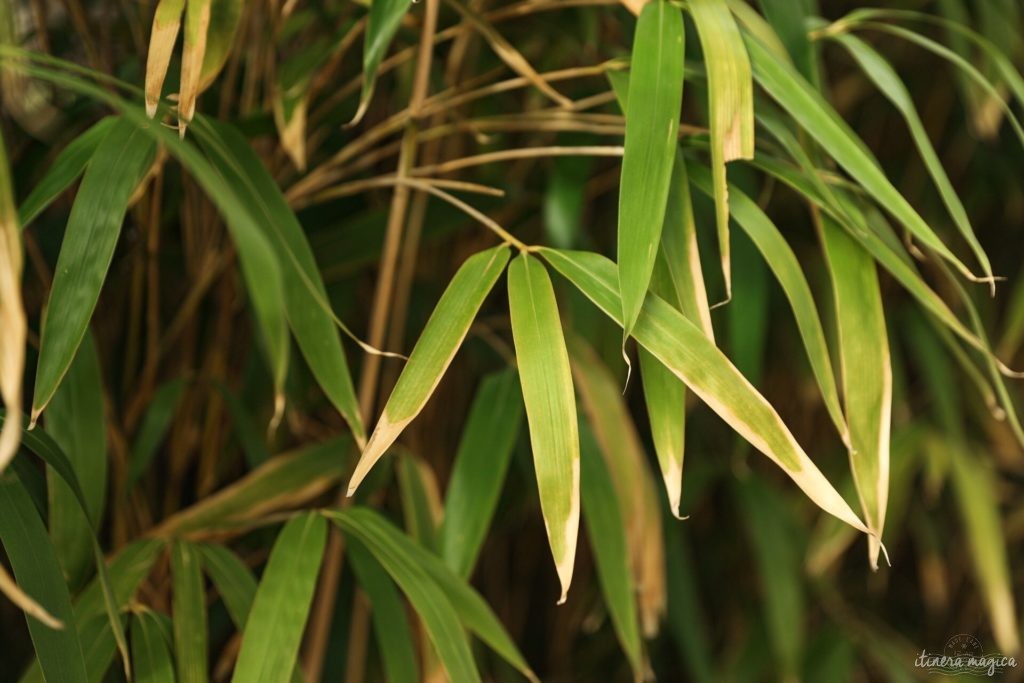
[944,634,983,659]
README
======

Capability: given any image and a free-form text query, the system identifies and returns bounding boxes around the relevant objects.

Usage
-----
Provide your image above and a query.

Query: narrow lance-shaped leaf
[18,116,115,228]
[131,610,176,683]
[46,330,107,590]
[579,426,643,677]
[232,513,327,683]
[194,118,364,443]
[617,0,683,341]
[687,0,755,301]
[171,541,208,683]
[327,507,536,682]
[439,368,523,578]
[0,127,24,474]
[820,216,891,569]
[348,538,419,683]
[348,245,510,494]
[828,30,993,291]
[352,0,413,126]
[178,0,212,135]
[197,0,242,91]
[743,32,984,286]
[570,335,665,634]
[32,117,156,423]
[688,159,848,444]
[396,452,443,550]
[325,509,482,683]
[0,472,89,682]
[507,253,581,604]
[144,0,185,117]
[640,153,714,518]
[126,378,186,493]
[540,248,871,536]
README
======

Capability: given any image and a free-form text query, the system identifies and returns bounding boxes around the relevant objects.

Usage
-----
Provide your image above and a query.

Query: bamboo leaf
[569,335,665,634]
[197,0,242,91]
[153,437,350,537]
[0,127,24,474]
[754,0,818,82]
[178,0,212,134]
[197,544,256,629]
[171,541,208,683]
[507,252,580,604]
[820,216,891,569]
[689,160,848,444]
[352,0,413,126]
[617,0,684,340]
[348,537,419,683]
[193,118,364,443]
[125,378,185,493]
[687,0,755,300]
[131,610,176,683]
[326,507,536,682]
[232,513,327,683]
[17,117,115,228]
[348,245,510,493]
[540,248,870,535]
[0,471,88,682]
[828,30,993,289]
[579,426,642,676]
[439,368,523,578]
[325,509,481,683]
[144,0,186,117]
[743,32,984,286]
[32,117,156,422]
[396,452,442,550]
[46,330,106,590]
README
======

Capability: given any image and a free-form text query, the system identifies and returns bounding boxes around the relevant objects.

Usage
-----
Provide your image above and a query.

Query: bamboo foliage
[1,1,1024,680]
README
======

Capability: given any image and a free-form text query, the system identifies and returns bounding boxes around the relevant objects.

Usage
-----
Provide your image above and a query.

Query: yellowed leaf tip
[0,565,63,630]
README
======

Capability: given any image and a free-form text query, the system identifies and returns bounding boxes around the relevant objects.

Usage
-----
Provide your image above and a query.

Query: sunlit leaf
[507,252,580,604]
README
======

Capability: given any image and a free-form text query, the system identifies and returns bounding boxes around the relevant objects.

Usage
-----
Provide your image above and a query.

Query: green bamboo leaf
[17,117,115,228]
[754,0,818,82]
[539,248,870,536]
[325,509,481,683]
[735,476,806,680]
[396,453,442,550]
[197,544,256,628]
[439,368,523,577]
[687,0,755,300]
[0,472,89,683]
[46,330,106,591]
[820,216,891,569]
[32,117,156,422]
[171,541,208,683]
[688,160,848,444]
[153,437,350,537]
[579,426,642,676]
[125,378,186,493]
[131,610,175,683]
[828,30,993,289]
[352,0,414,126]
[232,513,327,683]
[743,31,985,286]
[327,507,536,682]
[507,252,580,604]
[348,245,510,493]
[197,0,242,91]
[638,346,687,517]
[214,382,271,468]
[192,118,364,443]
[14,59,290,414]
[617,0,683,341]
[348,537,419,683]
